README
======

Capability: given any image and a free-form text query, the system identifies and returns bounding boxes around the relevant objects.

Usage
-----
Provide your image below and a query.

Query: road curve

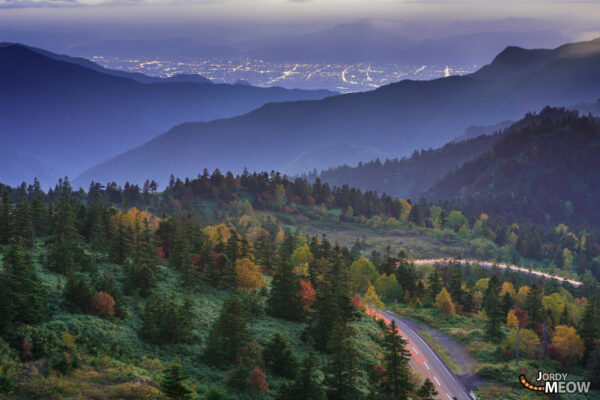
[366,307,472,400]
[412,258,582,287]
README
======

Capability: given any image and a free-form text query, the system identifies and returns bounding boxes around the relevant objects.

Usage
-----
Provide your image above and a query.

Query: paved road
[367,307,472,400]
[412,258,582,287]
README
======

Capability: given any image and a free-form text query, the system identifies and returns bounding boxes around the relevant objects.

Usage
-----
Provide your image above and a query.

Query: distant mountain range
[424,107,600,226]
[59,18,568,66]
[73,37,600,188]
[0,44,335,187]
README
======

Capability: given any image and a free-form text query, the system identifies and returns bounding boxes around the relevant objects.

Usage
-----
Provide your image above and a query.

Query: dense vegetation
[425,108,600,227]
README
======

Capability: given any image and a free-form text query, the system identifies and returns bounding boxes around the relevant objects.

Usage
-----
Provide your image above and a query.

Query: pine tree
[0,245,47,333]
[13,196,33,247]
[378,320,412,399]
[204,297,251,367]
[501,291,514,317]
[417,379,438,400]
[428,269,442,300]
[325,319,363,400]
[48,189,80,274]
[64,272,95,313]
[161,359,193,400]
[263,332,299,379]
[279,351,326,400]
[0,189,10,245]
[578,298,599,365]
[484,276,503,339]
[267,259,303,321]
[525,283,543,330]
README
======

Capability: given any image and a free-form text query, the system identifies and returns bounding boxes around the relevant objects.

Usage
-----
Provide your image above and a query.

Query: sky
[1,0,599,46]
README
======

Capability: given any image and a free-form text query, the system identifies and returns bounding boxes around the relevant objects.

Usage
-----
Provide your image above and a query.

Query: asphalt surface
[377,309,473,400]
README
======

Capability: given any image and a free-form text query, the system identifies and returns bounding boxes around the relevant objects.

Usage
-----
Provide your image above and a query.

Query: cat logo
[520,372,591,394]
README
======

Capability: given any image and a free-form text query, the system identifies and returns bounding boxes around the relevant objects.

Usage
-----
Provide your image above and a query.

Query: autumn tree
[503,328,540,360]
[248,367,269,393]
[299,280,317,312]
[234,258,265,292]
[349,256,378,293]
[552,325,584,365]
[291,244,313,277]
[91,291,115,318]
[435,288,455,315]
[364,285,384,310]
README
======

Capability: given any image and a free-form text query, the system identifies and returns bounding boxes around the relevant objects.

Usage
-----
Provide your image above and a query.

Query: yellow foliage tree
[506,309,518,329]
[235,258,265,292]
[434,288,455,315]
[205,224,232,246]
[552,325,584,365]
[499,282,516,298]
[398,199,412,222]
[474,278,490,292]
[516,286,530,306]
[291,244,313,277]
[364,285,384,310]
[349,256,378,293]
[503,328,540,358]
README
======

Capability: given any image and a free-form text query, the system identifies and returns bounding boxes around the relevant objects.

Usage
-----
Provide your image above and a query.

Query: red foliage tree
[353,293,364,310]
[299,280,316,312]
[91,291,115,317]
[248,366,269,393]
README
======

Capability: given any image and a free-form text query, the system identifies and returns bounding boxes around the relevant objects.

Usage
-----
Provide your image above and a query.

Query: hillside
[313,132,505,199]
[0,44,334,187]
[425,108,600,226]
[75,37,600,188]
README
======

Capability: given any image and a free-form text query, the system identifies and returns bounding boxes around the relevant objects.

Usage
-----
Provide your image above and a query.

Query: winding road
[412,258,582,287]
[367,307,472,400]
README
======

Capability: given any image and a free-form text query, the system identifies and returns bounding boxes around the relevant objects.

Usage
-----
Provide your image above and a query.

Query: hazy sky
[1,0,599,45]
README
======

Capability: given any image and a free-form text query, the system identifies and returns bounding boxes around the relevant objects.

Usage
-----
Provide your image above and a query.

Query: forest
[1,170,600,399]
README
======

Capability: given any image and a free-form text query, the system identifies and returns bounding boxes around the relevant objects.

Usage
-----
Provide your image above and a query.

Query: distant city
[90,55,479,92]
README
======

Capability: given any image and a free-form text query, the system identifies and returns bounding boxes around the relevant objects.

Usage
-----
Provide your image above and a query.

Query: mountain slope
[314,132,505,199]
[75,38,600,187]
[425,108,600,226]
[0,44,335,187]
[0,42,212,84]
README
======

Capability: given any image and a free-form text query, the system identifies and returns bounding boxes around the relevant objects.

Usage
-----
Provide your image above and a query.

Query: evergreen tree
[0,245,47,333]
[0,189,10,245]
[428,269,442,300]
[125,220,159,296]
[13,196,33,247]
[47,189,80,274]
[279,351,326,400]
[161,359,193,400]
[263,332,299,378]
[64,272,95,313]
[267,259,303,321]
[484,276,503,339]
[525,284,543,330]
[417,379,438,400]
[378,320,412,400]
[309,248,358,350]
[578,298,600,365]
[325,319,363,400]
[501,291,514,317]
[584,349,600,390]
[204,297,251,367]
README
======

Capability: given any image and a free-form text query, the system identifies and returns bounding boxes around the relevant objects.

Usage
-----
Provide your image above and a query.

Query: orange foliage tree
[91,291,115,317]
[299,280,316,312]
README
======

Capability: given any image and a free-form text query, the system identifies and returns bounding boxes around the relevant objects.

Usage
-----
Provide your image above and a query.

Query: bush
[91,291,115,318]
[112,383,161,400]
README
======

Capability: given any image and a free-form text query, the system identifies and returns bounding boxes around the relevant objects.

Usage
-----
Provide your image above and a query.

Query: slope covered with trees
[425,108,600,227]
